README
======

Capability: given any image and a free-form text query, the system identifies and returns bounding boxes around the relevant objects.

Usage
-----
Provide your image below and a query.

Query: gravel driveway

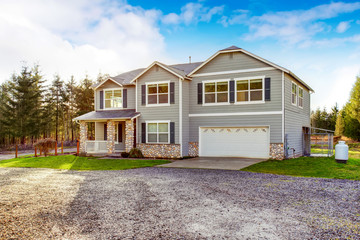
[1,167,359,239]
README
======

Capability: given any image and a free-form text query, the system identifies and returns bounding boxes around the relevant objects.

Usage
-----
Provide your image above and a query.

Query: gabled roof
[188,46,314,92]
[130,61,197,83]
[93,77,123,90]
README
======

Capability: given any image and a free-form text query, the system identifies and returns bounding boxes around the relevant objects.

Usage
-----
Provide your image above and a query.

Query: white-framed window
[146,81,169,106]
[298,87,304,108]
[291,82,297,106]
[235,77,264,103]
[203,80,229,104]
[146,121,170,144]
[104,89,123,109]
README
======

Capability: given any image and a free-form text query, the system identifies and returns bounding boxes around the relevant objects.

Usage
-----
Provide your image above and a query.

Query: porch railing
[86,140,107,153]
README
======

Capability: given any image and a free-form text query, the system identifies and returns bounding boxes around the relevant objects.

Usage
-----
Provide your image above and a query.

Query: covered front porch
[74,110,140,155]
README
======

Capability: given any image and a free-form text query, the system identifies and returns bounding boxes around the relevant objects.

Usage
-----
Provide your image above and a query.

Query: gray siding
[189,115,282,143]
[190,69,282,113]
[182,80,190,155]
[284,73,311,157]
[196,52,269,74]
[95,80,136,110]
[136,65,180,144]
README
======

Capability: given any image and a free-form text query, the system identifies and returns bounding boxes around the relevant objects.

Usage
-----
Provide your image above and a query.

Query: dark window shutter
[229,80,235,103]
[104,124,107,140]
[118,123,122,142]
[170,122,175,144]
[141,122,146,143]
[197,83,202,104]
[170,82,175,104]
[123,89,127,108]
[265,77,271,101]
[141,85,146,105]
[100,90,104,109]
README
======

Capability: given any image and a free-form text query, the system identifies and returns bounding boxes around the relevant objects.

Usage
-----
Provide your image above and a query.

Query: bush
[34,138,57,156]
[121,152,130,158]
[128,148,144,158]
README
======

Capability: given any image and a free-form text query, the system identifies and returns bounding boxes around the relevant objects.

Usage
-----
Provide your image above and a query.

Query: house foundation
[137,143,181,158]
[270,143,284,160]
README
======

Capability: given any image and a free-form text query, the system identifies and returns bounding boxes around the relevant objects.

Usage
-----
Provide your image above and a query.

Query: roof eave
[130,61,184,83]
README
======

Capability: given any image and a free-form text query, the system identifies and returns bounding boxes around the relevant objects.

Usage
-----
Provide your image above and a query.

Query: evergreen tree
[65,76,78,141]
[0,66,44,144]
[349,76,360,123]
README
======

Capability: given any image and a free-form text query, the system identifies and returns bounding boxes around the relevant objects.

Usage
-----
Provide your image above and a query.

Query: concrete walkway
[158,157,266,170]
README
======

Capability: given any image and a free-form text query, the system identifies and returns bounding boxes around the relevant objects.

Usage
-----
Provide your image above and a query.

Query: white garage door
[199,127,270,158]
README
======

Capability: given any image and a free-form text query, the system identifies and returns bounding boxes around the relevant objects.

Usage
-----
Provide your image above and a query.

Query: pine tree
[349,76,360,123]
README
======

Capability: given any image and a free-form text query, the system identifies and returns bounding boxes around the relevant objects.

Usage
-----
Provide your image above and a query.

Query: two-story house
[74,46,313,160]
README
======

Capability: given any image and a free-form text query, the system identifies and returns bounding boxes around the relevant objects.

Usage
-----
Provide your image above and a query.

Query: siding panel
[284,73,311,157]
[136,66,180,144]
[190,69,282,113]
[196,52,270,74]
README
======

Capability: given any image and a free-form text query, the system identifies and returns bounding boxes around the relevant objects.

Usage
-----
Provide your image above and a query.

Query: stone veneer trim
[79,121,87,153]
[188,142,199,157]
[137,143,181,158]
[269,143,284,160]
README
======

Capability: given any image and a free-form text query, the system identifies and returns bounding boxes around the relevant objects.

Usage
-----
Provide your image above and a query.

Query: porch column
[106,120,116,154]
[79,121,87,153]
[125,119,134,152]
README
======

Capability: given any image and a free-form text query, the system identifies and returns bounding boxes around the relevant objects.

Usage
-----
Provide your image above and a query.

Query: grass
[0,155,170,171]
[242,156,360,181]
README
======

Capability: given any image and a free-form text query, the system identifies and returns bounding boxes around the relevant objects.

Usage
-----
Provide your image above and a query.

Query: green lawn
[242,157,360,180]
[0,155,170,170]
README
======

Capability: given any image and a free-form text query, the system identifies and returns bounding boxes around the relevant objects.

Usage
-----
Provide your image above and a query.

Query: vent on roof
[156,66,159,72]
[189,56,191,63]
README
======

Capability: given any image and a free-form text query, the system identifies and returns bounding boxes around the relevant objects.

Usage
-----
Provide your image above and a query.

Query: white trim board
[191,67,275,77]
[189,111,282,117]
[94,78,123,90]
[178,78,183,157]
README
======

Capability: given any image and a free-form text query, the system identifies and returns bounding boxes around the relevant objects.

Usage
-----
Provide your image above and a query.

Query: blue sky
[1,0,360,110]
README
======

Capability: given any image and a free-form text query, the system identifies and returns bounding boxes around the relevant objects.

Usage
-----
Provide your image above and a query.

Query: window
[298,87,304,108]
[147,122,169,143]
[236,78,263,102]
[204,81,228,104]
[104,89,122,109]
[147,82,169,105]
[291,82,297,105]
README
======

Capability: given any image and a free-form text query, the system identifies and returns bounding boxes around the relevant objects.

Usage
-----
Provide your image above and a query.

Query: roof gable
[131,61,187,83]
[94,78,122,90]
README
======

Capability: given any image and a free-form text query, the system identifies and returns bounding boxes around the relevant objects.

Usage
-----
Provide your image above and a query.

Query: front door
[115,123,125,151]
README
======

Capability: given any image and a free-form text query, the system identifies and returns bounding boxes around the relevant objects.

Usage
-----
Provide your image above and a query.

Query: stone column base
[188,142,199,157]
[270,143,284,160]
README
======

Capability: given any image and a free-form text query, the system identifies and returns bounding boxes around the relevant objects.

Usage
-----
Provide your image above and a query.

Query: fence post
[35,147,37,157]
[61,141,64,154]
[77,140,79,156]
[15,145,18,158]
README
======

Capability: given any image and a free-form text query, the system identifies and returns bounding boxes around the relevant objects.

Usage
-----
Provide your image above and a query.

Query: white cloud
[162,2,224,25]
[219,9,249,27]
[0,0,168,83]
[241,2,360,44]
[336,21,352,33]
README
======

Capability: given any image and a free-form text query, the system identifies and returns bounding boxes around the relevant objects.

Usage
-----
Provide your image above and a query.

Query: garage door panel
[200,127,269,158]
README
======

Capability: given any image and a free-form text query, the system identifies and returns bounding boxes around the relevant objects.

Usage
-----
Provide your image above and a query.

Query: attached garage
[199,126,270,158]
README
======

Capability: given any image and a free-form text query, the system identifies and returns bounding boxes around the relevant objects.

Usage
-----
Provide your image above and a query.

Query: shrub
[34,138,57,156]
[121,152,130,158]
[128,148,144,158]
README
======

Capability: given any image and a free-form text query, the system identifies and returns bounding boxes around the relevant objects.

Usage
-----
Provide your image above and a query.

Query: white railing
[86,141,107,153]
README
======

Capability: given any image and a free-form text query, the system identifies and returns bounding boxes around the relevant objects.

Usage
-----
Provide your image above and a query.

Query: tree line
[0,64,107,147]
[311,75,360,141]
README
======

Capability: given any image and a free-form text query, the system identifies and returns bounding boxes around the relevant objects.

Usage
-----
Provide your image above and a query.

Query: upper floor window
[147,121,169,143]
[105,89,122,109]
[291,82,297,106]
[298,87,304,108]
[204,81,228,104]
[147,82,169,105]
[236,78,263,103]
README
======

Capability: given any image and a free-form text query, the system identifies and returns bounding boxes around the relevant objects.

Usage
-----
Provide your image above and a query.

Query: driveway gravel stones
[0,167,359,239]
